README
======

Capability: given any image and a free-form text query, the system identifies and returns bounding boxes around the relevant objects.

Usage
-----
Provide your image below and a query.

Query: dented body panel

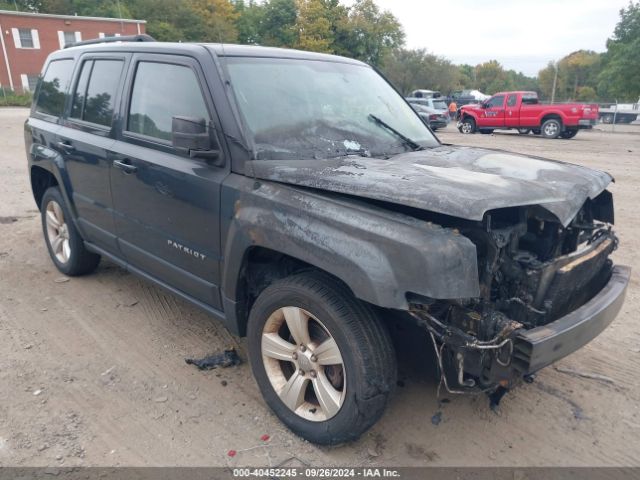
[247,146,612,227]
[220,174,480,312]
[26,42,629,402]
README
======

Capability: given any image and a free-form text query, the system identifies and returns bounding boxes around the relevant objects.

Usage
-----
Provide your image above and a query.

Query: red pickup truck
[457,91,599,139]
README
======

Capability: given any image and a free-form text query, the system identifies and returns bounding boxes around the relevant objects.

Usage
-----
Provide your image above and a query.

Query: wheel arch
[540,112,564,127]
[229,246,357,337]
[461,111,477,122]
[30,165,59,210]
[219,180,480,337]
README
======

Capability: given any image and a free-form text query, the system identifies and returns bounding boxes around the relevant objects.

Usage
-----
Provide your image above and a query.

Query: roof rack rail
[65,34,155,49]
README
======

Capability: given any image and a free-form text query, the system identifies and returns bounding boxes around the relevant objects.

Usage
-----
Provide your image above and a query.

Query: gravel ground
[1,108,639,467]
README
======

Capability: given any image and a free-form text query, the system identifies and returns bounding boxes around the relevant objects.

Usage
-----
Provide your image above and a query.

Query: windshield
[224,57,439,160]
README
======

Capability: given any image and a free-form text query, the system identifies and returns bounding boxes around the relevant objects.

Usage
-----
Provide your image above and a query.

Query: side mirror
[171,116,220,162]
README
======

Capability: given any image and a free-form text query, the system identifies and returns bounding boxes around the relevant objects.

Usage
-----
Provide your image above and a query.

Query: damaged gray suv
[25,36,630,445]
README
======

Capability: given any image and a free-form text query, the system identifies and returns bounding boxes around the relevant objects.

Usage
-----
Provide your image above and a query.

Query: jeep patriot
[25,35,630,445]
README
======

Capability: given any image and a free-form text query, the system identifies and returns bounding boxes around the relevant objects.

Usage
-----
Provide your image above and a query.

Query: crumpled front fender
[220,176,480,311]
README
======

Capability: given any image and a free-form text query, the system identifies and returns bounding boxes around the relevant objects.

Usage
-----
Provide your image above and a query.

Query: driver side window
[486,95,505,108]
[127,61,209,142]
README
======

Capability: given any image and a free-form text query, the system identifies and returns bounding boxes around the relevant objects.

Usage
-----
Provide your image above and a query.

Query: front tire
[458,117,476,134]
[541,118,562,139]
[41,187,100,276]
[247,272,396,445]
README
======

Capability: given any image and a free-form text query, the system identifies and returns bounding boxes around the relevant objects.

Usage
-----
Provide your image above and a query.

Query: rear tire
[41,187,100,276]
[560,129,578,139]
[541,118,562,139]
[458,117,475,134]
[247,271,396,445]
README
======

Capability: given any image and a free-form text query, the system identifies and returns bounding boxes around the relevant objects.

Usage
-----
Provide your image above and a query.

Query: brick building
[0,9,145,91]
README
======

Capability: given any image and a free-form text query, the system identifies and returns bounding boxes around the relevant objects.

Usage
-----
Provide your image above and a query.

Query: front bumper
[512,265,630,374]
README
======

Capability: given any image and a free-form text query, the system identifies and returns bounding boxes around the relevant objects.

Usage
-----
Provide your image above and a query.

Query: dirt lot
[1,108,639,467]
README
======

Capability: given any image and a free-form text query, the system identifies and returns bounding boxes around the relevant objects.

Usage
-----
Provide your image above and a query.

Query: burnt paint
[247,146,612,228]
[220,174,480,310]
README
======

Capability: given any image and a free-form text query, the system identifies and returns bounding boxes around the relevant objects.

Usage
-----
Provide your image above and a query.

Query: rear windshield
[432,100,447,110]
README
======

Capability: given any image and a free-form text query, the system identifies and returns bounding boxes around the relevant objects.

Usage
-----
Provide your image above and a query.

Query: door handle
[56,141,75,153]
[113,158,137,174]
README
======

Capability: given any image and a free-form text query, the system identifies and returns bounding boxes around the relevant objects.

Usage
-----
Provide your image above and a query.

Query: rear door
[58,53,128,254]
[504,93,520,127]
[480,94,506,128]
[109,53,227,309]
[27,58,74,197]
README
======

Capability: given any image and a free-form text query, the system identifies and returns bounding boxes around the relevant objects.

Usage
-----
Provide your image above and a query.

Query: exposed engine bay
[409,190,617,395]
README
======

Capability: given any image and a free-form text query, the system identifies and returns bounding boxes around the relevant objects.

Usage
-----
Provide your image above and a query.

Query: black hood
[246,146,612,227]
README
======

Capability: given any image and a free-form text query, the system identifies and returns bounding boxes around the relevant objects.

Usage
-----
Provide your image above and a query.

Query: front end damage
[408,190,630,399]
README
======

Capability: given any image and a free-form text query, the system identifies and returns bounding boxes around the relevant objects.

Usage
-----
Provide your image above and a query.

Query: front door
[481,94,506,128]
[109,54,227,309]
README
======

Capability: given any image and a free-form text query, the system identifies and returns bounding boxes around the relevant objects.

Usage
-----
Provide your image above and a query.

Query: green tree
[126,0,199,41]
[537,61,557,100]
[234,0,264,44]
[260,0,298,47]
[188,0,239,42]
[563,50,601,99]
[474,60,514,94]
[506,69,538,92]
[334,0,404,66]
[381,48,459,95]
[598,1,640,101]
[538,51,601,101]
[457,64,475,88]
[576,86,597,101]
[294,0,334,53]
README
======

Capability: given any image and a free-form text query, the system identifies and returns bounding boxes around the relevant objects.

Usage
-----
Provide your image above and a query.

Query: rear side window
[70,59,123,127]
[127,61,209,141]
[34,59,73,118]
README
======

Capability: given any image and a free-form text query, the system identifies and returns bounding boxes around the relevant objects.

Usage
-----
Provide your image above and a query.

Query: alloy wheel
[544,122,559,137]
[460,121,473,134]
[261,306,346,421]
[45,200,71,264]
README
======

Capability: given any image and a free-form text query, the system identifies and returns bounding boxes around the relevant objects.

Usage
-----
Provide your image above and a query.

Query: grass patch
[1,89,32,107]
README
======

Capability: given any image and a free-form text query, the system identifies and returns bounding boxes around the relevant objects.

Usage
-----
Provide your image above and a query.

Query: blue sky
[369,0,630,76]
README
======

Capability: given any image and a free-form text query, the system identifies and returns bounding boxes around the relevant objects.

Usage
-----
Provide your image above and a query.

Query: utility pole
[550,61,558,104]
